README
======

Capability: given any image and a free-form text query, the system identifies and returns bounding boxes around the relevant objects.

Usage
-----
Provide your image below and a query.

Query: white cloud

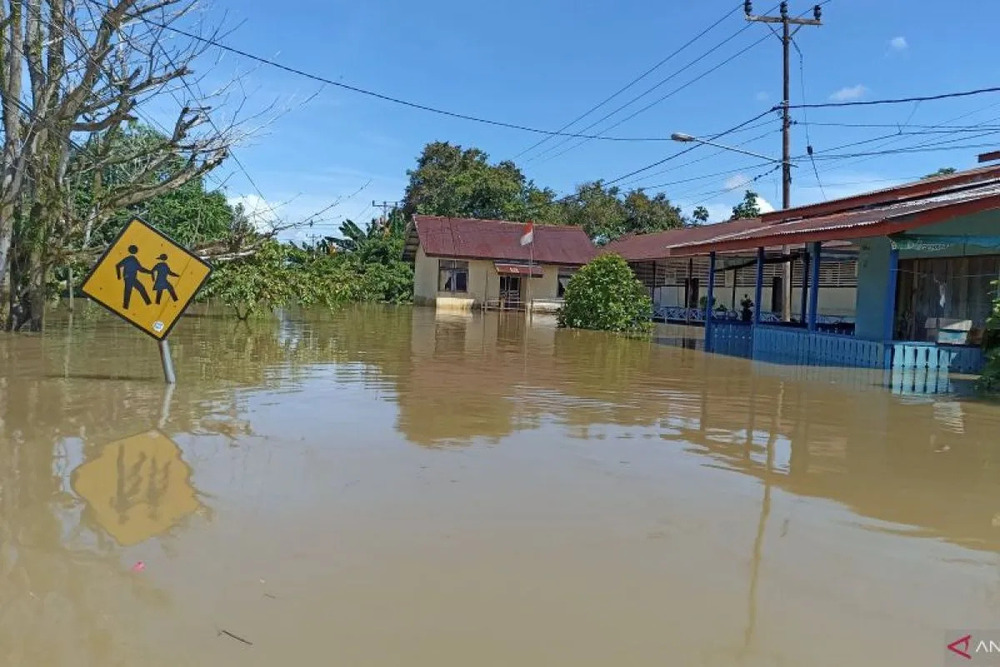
[889,36,908,51]
[754,195,775,213]
[755,91,769,102]
[229,194,280,232]
[829,84,868,102]
[725,173,752,190]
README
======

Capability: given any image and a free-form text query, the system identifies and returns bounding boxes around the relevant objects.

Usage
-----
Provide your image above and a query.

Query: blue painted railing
[890,366,953,395]
[887,342,984,374]
[697,322,986,396]
[751,325,885,369]
[709,321,754,359]
[653,306,852,326]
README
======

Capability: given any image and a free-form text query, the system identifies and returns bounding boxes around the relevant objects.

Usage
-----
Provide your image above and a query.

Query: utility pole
[372,200,399,224]
[745,1,822,322]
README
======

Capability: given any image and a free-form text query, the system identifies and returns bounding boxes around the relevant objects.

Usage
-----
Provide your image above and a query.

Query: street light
[670,132,795,166]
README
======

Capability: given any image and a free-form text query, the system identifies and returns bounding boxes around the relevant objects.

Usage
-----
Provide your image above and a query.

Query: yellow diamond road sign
[81,218,211,340]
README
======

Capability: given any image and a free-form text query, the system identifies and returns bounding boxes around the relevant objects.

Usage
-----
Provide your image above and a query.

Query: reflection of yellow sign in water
[71,430,201,546]
[81,218,211,340]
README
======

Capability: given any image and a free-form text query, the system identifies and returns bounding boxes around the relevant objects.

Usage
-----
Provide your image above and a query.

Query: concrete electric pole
[745,1,823,322]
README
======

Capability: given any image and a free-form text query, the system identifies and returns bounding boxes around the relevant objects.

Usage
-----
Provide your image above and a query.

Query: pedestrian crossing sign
[81,217,212,340]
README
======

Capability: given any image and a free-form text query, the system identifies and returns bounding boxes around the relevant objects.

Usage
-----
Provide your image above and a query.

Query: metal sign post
[159,340,177,384]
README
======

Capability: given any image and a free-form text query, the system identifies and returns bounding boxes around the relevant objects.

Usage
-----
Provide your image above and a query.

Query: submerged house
[650,165,1000,388]
[402,215,596,311]
[607,220,860,323]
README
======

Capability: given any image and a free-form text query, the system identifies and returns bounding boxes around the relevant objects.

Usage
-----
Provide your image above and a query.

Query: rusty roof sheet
[759,163,1000,224]
[406,215,597,265]
[602,217,769,261]
[672,181,1000,255]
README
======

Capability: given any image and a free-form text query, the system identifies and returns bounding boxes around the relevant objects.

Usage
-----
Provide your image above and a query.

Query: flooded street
[3,304,1000,666]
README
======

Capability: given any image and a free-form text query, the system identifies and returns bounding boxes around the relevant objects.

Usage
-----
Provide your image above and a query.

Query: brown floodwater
[2,303,1000,666]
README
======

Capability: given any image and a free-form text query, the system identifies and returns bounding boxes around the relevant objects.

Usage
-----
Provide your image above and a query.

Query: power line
[805,121,1000,130]
[529,3,782,164]
[144,19,713,142]
[788,85,1000,110]
[600,108,779,188]
[640,159,781,191]
[621,125,779,188]
[792,36,826,199]
[810,98,1000,176]
[512,2,744,160]
[535,33,779,165]
[689,164,783,207]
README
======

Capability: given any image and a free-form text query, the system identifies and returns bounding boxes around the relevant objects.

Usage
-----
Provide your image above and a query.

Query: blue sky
[168,0,1000,240]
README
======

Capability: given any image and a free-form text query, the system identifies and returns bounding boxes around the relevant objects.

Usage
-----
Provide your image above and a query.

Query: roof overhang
[494,262,543,277]
[669,193,1000,256]
[759,164,1000,224]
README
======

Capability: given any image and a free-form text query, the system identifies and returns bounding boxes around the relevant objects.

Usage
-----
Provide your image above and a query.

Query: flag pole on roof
[520,221,534,316]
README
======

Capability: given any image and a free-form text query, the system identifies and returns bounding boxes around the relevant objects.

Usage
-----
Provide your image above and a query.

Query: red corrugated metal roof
[672,182,1000,255]
[759,163,1000,223]
[602,218,769,261]
[406,215,596,265]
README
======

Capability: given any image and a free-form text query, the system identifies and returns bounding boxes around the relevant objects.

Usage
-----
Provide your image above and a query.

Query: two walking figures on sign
[116,245,179,309]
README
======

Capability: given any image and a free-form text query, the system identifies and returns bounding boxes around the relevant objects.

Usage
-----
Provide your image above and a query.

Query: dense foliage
[976,281,1000,393]
[557,253,652,334]
[403,141,685,243]
[730,190,763,220]
[200,209,413,319]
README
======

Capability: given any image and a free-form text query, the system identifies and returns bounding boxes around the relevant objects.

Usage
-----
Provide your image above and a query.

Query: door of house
[499,275,522,304]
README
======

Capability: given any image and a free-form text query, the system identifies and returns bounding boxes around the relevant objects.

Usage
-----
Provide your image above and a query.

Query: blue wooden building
[647,166,1000,391]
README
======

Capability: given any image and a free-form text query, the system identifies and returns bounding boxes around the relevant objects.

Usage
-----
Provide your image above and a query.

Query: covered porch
[665,167,1000,392]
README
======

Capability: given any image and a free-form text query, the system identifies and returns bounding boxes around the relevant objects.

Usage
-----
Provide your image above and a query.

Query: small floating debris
[131,561,146,572]
[218,629,253,646]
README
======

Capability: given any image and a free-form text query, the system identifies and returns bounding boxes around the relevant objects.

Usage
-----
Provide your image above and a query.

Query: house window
[896,255,1000,341]
[557,269,575,297]
[438,259,469,293]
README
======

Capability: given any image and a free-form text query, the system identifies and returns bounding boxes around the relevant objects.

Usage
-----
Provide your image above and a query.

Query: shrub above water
[557,253,652,334]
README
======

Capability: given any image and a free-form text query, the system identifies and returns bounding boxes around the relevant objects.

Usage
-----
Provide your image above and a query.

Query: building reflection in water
[388,306,1000,556]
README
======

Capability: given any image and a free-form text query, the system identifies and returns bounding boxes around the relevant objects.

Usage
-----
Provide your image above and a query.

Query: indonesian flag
[520,222,534,246]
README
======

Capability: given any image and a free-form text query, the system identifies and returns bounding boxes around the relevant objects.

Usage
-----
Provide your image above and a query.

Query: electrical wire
[530,9,782,164]
[600,108,780,189]
[622,125,779,189]
[804,95,1000,180]
[639,159,781,191]
[792,37,825,199]
[512,2,744,160]
[143,19,719,142]
[787,85,1000,110]
[688,164,783,207]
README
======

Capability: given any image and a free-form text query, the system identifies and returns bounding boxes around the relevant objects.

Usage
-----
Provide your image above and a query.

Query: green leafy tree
[563,181,627,243]
[202,240,298,320]
[623,189,684,235]
[401,143,682,243]
[976,280,1000,393]
[562,181,683,244]
[731,190,762,220]
[558,253,652,334]
[692,206,710,224]
[328,208,414,303]
[403,142,530,221]
[923,167,957,180]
